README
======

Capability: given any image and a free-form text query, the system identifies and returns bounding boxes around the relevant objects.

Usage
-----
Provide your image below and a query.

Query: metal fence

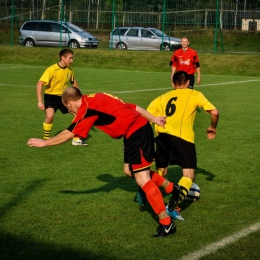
[1,0,260,32]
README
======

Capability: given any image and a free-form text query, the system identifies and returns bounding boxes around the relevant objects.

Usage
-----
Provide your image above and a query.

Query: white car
[109,26,181,51]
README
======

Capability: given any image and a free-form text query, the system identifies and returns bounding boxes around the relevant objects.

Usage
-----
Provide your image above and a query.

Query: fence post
[161,0,166,51]
[214,0,219,53]
[214,0,224,53]
[110,0,116,50]
[60,0,64,48]
[10,0,14,47]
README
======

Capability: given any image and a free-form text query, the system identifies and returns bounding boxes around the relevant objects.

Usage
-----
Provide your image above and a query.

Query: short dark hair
[173,71,189,86]
[62,87,82,105]
[181,36,189,42]
[59,49,73,59]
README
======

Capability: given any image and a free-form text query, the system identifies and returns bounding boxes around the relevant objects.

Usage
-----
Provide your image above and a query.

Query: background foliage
[1,0,260,30]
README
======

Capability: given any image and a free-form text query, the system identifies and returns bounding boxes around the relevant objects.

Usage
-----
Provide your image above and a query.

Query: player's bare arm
[171,66,176,80]
[27,130,75,147]
[206,109,219,139]
[36,81,45,110]
[72,78,79,88]
[136,106,166,128]
[196,67,201,85]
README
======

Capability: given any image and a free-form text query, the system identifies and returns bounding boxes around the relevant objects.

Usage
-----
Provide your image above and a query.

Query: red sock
[142,180,171,225]
[150,170,164,186]
[150,170,174,194]
[165,183,173,194]
[160,217,171,225]
[142,180,165,215]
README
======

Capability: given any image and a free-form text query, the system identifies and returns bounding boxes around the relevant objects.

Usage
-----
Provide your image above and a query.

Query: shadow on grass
[0,178,119,260]
[59,173,138,195]
[0,230,119,260]
[0,178,49,218]
[59,166,215,222]
[59,165,215,196]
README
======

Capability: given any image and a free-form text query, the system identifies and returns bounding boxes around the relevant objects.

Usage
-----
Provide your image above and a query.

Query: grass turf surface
[0,49,260,260]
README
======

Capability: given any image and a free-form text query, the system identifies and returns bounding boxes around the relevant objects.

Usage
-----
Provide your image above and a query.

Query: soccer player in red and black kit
[170,36,201,89]
[27,87,181,237]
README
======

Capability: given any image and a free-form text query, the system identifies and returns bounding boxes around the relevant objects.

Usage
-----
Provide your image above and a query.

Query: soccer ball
[184,183,200,201]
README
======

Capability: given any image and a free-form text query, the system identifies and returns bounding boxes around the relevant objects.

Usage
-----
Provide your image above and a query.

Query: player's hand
[154,116,167,128]
[38,101,45,111]
[206,127,216,139]
[27,138,46,147]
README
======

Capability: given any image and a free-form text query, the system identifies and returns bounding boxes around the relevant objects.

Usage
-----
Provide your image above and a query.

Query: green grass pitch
[0,63,260,260]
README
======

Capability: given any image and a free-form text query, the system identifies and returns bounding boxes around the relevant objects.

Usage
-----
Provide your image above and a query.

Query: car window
[66,23,84,32]
[36,22,52,32]
[149,28,168,37]
[51,23,68,33]
[22,22,37,31]
[141,29,154,38]
[112,28,128,36]
[126,29,139,37]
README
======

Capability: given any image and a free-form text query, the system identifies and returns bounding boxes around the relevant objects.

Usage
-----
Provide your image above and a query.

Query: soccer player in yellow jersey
[148,71,219,211]
[36,49,87,146]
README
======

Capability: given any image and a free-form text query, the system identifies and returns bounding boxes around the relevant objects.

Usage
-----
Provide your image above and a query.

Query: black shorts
[155,133,197,169]
[44,94,69,114]
[124,122,154,173]
[188,74,195,89]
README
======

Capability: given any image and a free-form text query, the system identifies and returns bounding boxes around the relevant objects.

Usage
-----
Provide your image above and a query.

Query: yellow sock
[158,169,163,176]
[73,137,80,141]
[178,177,193,202]
[43,122,53,140]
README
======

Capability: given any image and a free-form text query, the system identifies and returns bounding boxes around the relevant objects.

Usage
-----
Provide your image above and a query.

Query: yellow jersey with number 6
[147,88,216,143]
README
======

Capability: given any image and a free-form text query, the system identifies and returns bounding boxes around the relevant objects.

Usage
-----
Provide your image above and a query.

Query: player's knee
[123,165,132,177]
[158,168,167,176]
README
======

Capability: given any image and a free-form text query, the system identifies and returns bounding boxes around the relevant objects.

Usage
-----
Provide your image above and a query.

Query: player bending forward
[27,87,182,237]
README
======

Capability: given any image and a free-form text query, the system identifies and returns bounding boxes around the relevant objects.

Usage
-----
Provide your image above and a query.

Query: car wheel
[161,43,170,51]
[69,40,80,48]
[24,39,35,47]
[116,42,127,50]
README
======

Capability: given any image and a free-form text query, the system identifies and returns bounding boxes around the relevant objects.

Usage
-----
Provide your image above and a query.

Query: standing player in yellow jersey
[36,49,87,146]
[147,71,219,212]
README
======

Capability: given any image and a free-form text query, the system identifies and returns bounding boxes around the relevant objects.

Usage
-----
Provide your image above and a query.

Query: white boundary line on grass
[179,222,260,260]
[0,79,259,92]
[109,79,260,94]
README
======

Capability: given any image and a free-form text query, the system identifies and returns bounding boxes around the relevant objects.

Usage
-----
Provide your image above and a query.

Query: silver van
[18,20,99,48]
[109,27,181,51]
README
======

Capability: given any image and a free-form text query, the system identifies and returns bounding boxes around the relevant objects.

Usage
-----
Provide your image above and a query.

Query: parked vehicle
[18,20,99,48]
[109,27,181,51]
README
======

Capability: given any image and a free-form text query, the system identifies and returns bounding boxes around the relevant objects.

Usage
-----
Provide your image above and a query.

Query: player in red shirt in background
[27,87,181,237]
[170,36,201,89]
